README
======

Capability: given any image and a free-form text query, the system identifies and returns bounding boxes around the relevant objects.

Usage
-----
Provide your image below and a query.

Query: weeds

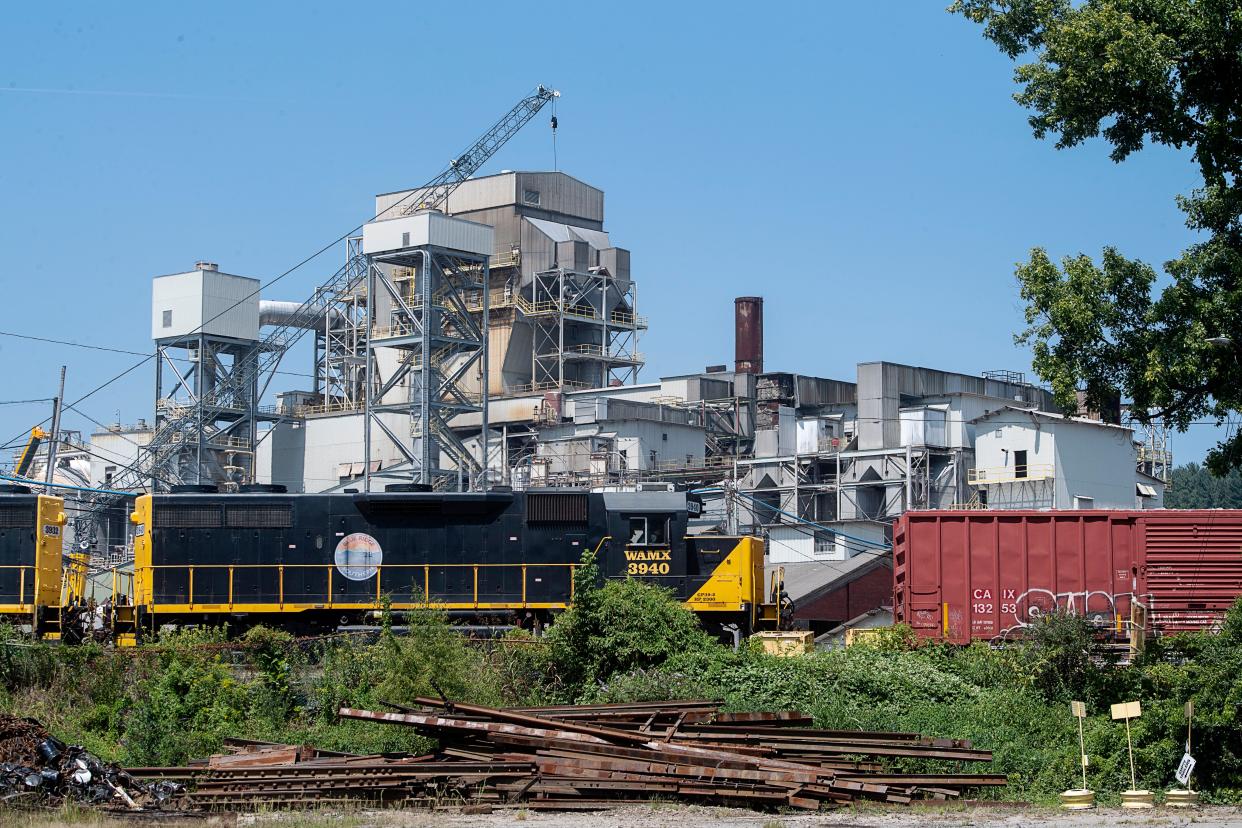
[1,569,1241,804]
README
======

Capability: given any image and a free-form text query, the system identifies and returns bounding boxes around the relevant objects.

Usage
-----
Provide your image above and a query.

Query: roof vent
[194,261,219,271]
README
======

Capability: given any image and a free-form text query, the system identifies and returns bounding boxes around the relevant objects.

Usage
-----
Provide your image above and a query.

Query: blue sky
[0,2,1223,465]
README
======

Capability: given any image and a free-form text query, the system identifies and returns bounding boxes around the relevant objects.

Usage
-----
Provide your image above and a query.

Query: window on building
[161,310,172,328]
[104,466,116,486]
[1014,449,1028,479]
[401,231,410,247]
[814,534,834,557]
[523,189,541,206]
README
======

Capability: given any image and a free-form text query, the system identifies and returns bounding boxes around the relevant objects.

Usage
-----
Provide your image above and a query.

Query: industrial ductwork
[259,300,343,330]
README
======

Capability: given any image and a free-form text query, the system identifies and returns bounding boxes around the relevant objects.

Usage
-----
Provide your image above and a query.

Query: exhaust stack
[734,296,764,374]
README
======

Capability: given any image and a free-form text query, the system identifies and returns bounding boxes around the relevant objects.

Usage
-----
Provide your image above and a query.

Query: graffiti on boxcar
[992,587,1144,641]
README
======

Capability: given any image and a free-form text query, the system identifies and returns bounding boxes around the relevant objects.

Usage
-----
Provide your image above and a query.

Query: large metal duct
[259,300,343,329]
[734,296,764,374]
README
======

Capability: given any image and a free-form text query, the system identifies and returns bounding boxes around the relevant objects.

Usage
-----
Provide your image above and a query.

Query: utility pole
[44,365,66,494]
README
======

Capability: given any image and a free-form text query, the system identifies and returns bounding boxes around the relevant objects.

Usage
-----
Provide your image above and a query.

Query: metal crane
[77,85,559,564]
[14,427,46,478]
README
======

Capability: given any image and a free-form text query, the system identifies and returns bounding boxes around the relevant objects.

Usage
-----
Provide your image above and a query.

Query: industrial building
[6,148,1176,637]
[972,407,1166,509]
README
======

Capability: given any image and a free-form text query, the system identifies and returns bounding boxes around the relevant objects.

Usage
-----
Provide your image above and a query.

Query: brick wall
[794,562,892,631]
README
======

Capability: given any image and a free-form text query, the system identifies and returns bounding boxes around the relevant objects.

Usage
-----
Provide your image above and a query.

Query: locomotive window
[628,516,669,546]
[649,517,669,545]
[0,507,34,529]
[226,506,293,528]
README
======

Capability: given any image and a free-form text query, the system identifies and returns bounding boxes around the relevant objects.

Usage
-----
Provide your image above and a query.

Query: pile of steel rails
[127,699,1006,812]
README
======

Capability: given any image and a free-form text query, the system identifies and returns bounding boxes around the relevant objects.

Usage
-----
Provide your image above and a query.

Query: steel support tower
[529,266,644,390]
[363,238,490,489]
[153,332,265,488]
[312,236,370,412]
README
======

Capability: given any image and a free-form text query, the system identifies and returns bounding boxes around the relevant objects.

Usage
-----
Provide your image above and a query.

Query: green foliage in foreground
[1,574,1241,804]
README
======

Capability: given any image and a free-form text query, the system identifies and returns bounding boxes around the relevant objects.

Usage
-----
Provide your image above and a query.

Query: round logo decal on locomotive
[334,533,383,581]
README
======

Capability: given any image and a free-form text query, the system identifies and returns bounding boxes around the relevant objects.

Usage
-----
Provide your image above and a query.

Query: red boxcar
[893,510,1242,643]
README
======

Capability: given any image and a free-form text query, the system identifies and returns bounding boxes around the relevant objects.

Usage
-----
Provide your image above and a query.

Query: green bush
[538,548,718,702]
[0,586,1240,803]
[372,603,501,708]
[121,628,249,766]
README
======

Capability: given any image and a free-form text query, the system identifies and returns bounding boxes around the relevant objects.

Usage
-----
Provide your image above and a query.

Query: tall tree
[1165,462,1242,508]
[953,0,1242,472]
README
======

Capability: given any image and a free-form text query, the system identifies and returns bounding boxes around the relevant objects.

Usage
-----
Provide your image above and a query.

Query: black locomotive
[130,486,772,638]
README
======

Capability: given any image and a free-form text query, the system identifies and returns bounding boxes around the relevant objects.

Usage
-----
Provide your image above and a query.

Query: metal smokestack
[734,296,764,374]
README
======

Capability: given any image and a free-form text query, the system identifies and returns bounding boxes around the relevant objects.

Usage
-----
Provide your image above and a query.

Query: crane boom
[15,427,46,478]
[78,85,560,563]
[393,85,559,216]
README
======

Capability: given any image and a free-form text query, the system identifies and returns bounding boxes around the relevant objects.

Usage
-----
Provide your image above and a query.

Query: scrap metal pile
[129,699,1006,811]
[0,714,182,809]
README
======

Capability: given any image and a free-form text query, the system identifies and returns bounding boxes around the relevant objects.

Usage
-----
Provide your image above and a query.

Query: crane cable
[551,96,558,171]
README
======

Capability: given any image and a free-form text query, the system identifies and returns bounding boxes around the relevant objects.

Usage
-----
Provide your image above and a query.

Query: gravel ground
[8,803,1242,828]
[233,803,1242,828]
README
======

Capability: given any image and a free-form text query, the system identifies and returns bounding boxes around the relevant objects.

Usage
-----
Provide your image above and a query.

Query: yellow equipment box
[751,630,814,656]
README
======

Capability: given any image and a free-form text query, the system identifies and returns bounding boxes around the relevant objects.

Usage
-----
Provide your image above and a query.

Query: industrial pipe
[259,300,343,329]
[734,297,763,374]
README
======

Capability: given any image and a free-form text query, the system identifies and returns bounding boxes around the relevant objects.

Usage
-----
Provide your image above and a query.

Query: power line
[2,86,555,485]
[0,329,316,380]
[0,398,53,406]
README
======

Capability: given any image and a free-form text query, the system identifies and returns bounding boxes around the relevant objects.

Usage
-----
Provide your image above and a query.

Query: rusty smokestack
[734,296,764,374]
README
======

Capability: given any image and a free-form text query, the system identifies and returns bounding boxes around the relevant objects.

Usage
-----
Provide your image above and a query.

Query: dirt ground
[6,804,1242,828]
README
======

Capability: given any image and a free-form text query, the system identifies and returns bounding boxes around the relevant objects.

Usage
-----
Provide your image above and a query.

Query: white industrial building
[972,407,1165,509]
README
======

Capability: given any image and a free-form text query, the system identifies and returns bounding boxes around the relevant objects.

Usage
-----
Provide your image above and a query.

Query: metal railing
[609,310,648,328]
[141,562,579,608]
[968,464,1055,485]
[294,400,363,417]
[507,380,592,395]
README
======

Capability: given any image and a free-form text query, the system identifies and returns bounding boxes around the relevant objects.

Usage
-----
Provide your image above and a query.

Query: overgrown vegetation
[2,566,1241,804]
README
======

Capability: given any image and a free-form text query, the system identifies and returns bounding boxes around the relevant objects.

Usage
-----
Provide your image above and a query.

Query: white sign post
[1167,700,1199,807]
[1059,700,1094,809]
[1112,701,1153,809]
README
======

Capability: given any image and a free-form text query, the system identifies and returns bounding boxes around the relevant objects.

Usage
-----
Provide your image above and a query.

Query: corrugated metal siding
[375,173,604,224]
[375,175,518,218]
[517,173,603,222]
[896,511,1141,643]
[201,271,261,341]
[1140,513,1242,632]
[363,213,494,257]
[520,218,557,280]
